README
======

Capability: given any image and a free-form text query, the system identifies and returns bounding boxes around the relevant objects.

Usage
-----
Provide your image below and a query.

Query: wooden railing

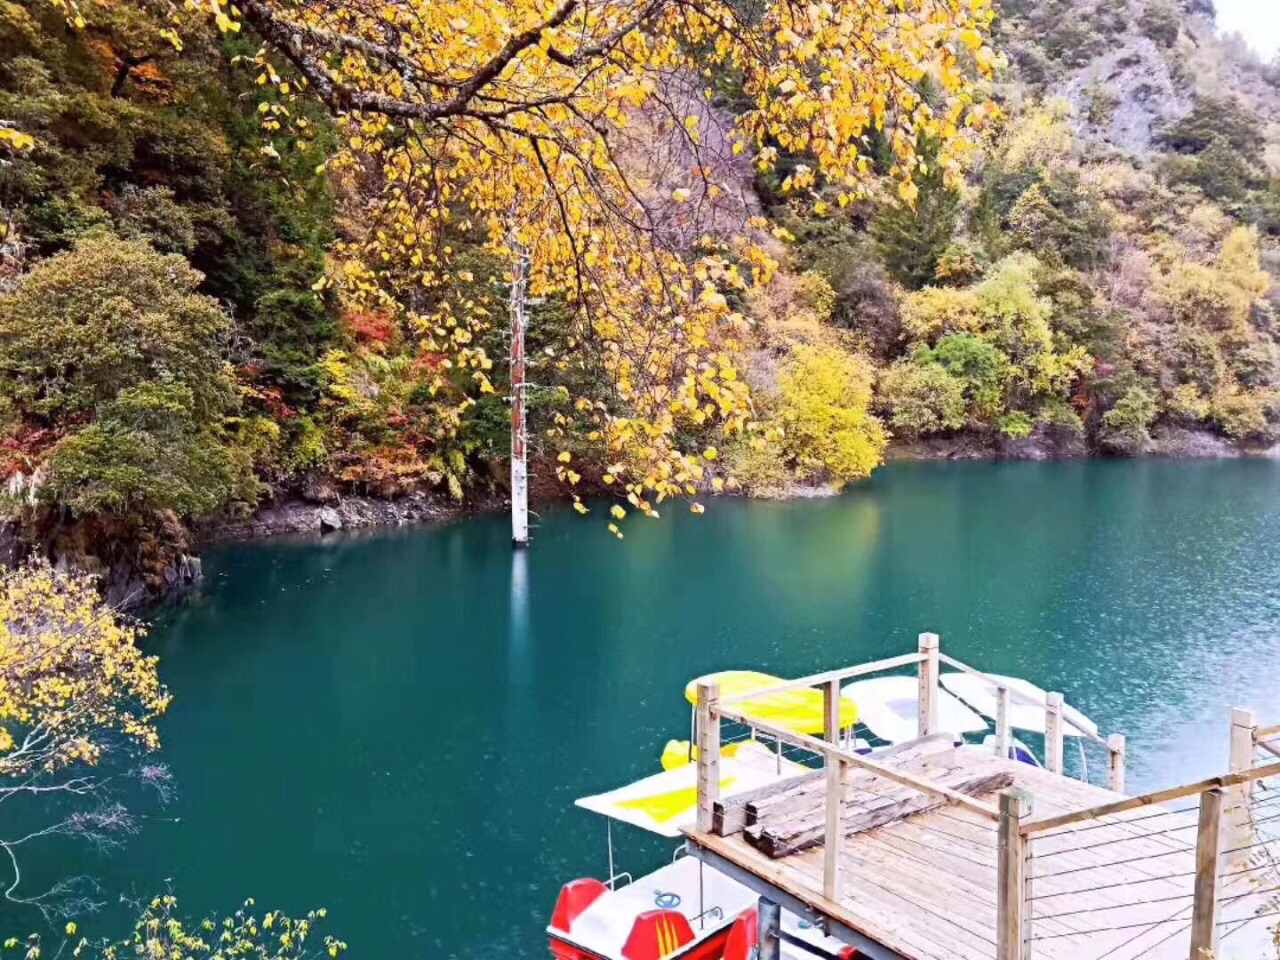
[690,635,1280,960]
[1007,711,1280,960]
[694,634,1125,907]
[934,643,1127,790]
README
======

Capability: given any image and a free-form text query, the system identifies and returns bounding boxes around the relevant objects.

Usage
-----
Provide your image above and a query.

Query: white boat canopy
[940,672,1098,738]
[842,675,988,745]
[575,743,806,838]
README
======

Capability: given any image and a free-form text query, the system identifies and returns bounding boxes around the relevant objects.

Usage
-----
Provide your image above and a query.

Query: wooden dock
[681,638,1280,960]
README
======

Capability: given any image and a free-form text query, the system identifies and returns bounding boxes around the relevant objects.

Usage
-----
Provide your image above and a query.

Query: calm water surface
[29,460,1280,957]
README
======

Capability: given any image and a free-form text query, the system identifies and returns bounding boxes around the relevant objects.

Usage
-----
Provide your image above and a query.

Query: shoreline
[199,425,1279,548]
[9,430,1275,613]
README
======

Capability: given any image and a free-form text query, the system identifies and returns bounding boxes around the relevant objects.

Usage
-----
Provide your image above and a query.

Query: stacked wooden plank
[710,734,1013,858]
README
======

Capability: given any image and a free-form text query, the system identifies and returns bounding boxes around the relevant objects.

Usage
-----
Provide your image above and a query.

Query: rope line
[1029,869,1196,900]
[1028,915,1198,941]
[1029,804,1199,840]
[1215,881,1280,908]
[1030,820,1199,859]
[1103,915,1191,960]
[1217,906,1280,936]
[1029,845,1188,880]
[1032,889,1194,922]
[1221,859,1280,881]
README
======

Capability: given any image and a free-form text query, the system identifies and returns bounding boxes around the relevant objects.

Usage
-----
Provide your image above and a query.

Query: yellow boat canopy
[684,670,858,735]
[575,742,807,837]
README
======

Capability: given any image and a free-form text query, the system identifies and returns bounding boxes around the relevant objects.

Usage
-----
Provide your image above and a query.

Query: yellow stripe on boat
[684,670,858,734]
[615,777,737,822]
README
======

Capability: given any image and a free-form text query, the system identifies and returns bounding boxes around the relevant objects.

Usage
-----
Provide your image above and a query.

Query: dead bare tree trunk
[509,246,530,548]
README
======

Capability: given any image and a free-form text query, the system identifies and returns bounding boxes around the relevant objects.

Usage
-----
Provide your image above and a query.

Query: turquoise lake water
[18,459,1280,957]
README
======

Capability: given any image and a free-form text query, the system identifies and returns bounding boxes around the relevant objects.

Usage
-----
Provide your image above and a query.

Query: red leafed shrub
[261,386,295,420]
[344,310,397,346]
[413,352,445,373]
[1,427,57,478]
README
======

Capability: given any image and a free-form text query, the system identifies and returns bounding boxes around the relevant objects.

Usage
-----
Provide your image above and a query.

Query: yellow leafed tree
[0,561,169,916]
[53,0,999,522]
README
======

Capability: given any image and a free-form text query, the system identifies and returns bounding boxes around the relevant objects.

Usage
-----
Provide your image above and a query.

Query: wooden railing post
[998,788,1033,960]
[918,632,939,737]
[995,685,1012,760]
[823,755,848,901]
[1229,707,1257,789]
[695,681,721,833]
[1227,707,1257,864]
[823,679,841,744]
[1107,734,1126,793]
[1045,693,1064,775]
[1189,787,1225,960]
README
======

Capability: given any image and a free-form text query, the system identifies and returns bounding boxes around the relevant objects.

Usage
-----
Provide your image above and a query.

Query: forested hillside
[1,0,1279,602]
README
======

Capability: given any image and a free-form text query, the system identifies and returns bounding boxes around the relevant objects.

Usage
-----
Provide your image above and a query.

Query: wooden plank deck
[683,744,1279,960]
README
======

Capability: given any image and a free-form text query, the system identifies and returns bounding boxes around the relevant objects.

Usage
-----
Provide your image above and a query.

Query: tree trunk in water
[509,246,530,548]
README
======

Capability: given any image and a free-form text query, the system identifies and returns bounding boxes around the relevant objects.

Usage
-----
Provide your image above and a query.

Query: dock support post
[695,682,721,833]
[1227,707,1257,865]
[758,897,781,960]
[823,679,841,744]
[997,788,1032,960]
[1189,787,1225,960]
[1045,692,1064,775]
[917,632,939,737]
[995,685,1012,760]
[823,756,847,902]
[1107,734,1126,794]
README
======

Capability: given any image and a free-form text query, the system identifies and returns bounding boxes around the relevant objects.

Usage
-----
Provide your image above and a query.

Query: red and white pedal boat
[547,741,863,960]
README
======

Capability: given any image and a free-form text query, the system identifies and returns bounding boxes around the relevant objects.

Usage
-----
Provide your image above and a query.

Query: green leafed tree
[871,154,960,290]
[0,236,248,520]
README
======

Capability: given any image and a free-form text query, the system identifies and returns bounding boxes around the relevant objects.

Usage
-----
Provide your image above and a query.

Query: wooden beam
[714,653,926,705]
[1022,758,1280,836]
[1107,733,1126,794]
[1189,787,1224,960]
[823,679,841,744]
[823,757,846,900]
[713,705,1001,819]
[1254,722,1280,741]
[696,681,721,833]
[918,633,939,738]
[1045,692,1064,775]
[746,770,1014,858]
[995,685,1012,760]
[997,788,1032,960]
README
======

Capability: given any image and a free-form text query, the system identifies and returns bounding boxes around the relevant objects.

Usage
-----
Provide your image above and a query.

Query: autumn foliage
[0,560,169,776]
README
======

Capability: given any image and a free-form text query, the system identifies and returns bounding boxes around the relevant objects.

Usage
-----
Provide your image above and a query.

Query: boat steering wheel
[653,891,681,910]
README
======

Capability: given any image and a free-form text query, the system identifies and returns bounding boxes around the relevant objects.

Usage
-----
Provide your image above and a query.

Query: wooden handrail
[937,652,1108,746]
[715,652,926,705]
[1254,723,1280,741]
[713,703,1001,820]
[1020,759,1280,836]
